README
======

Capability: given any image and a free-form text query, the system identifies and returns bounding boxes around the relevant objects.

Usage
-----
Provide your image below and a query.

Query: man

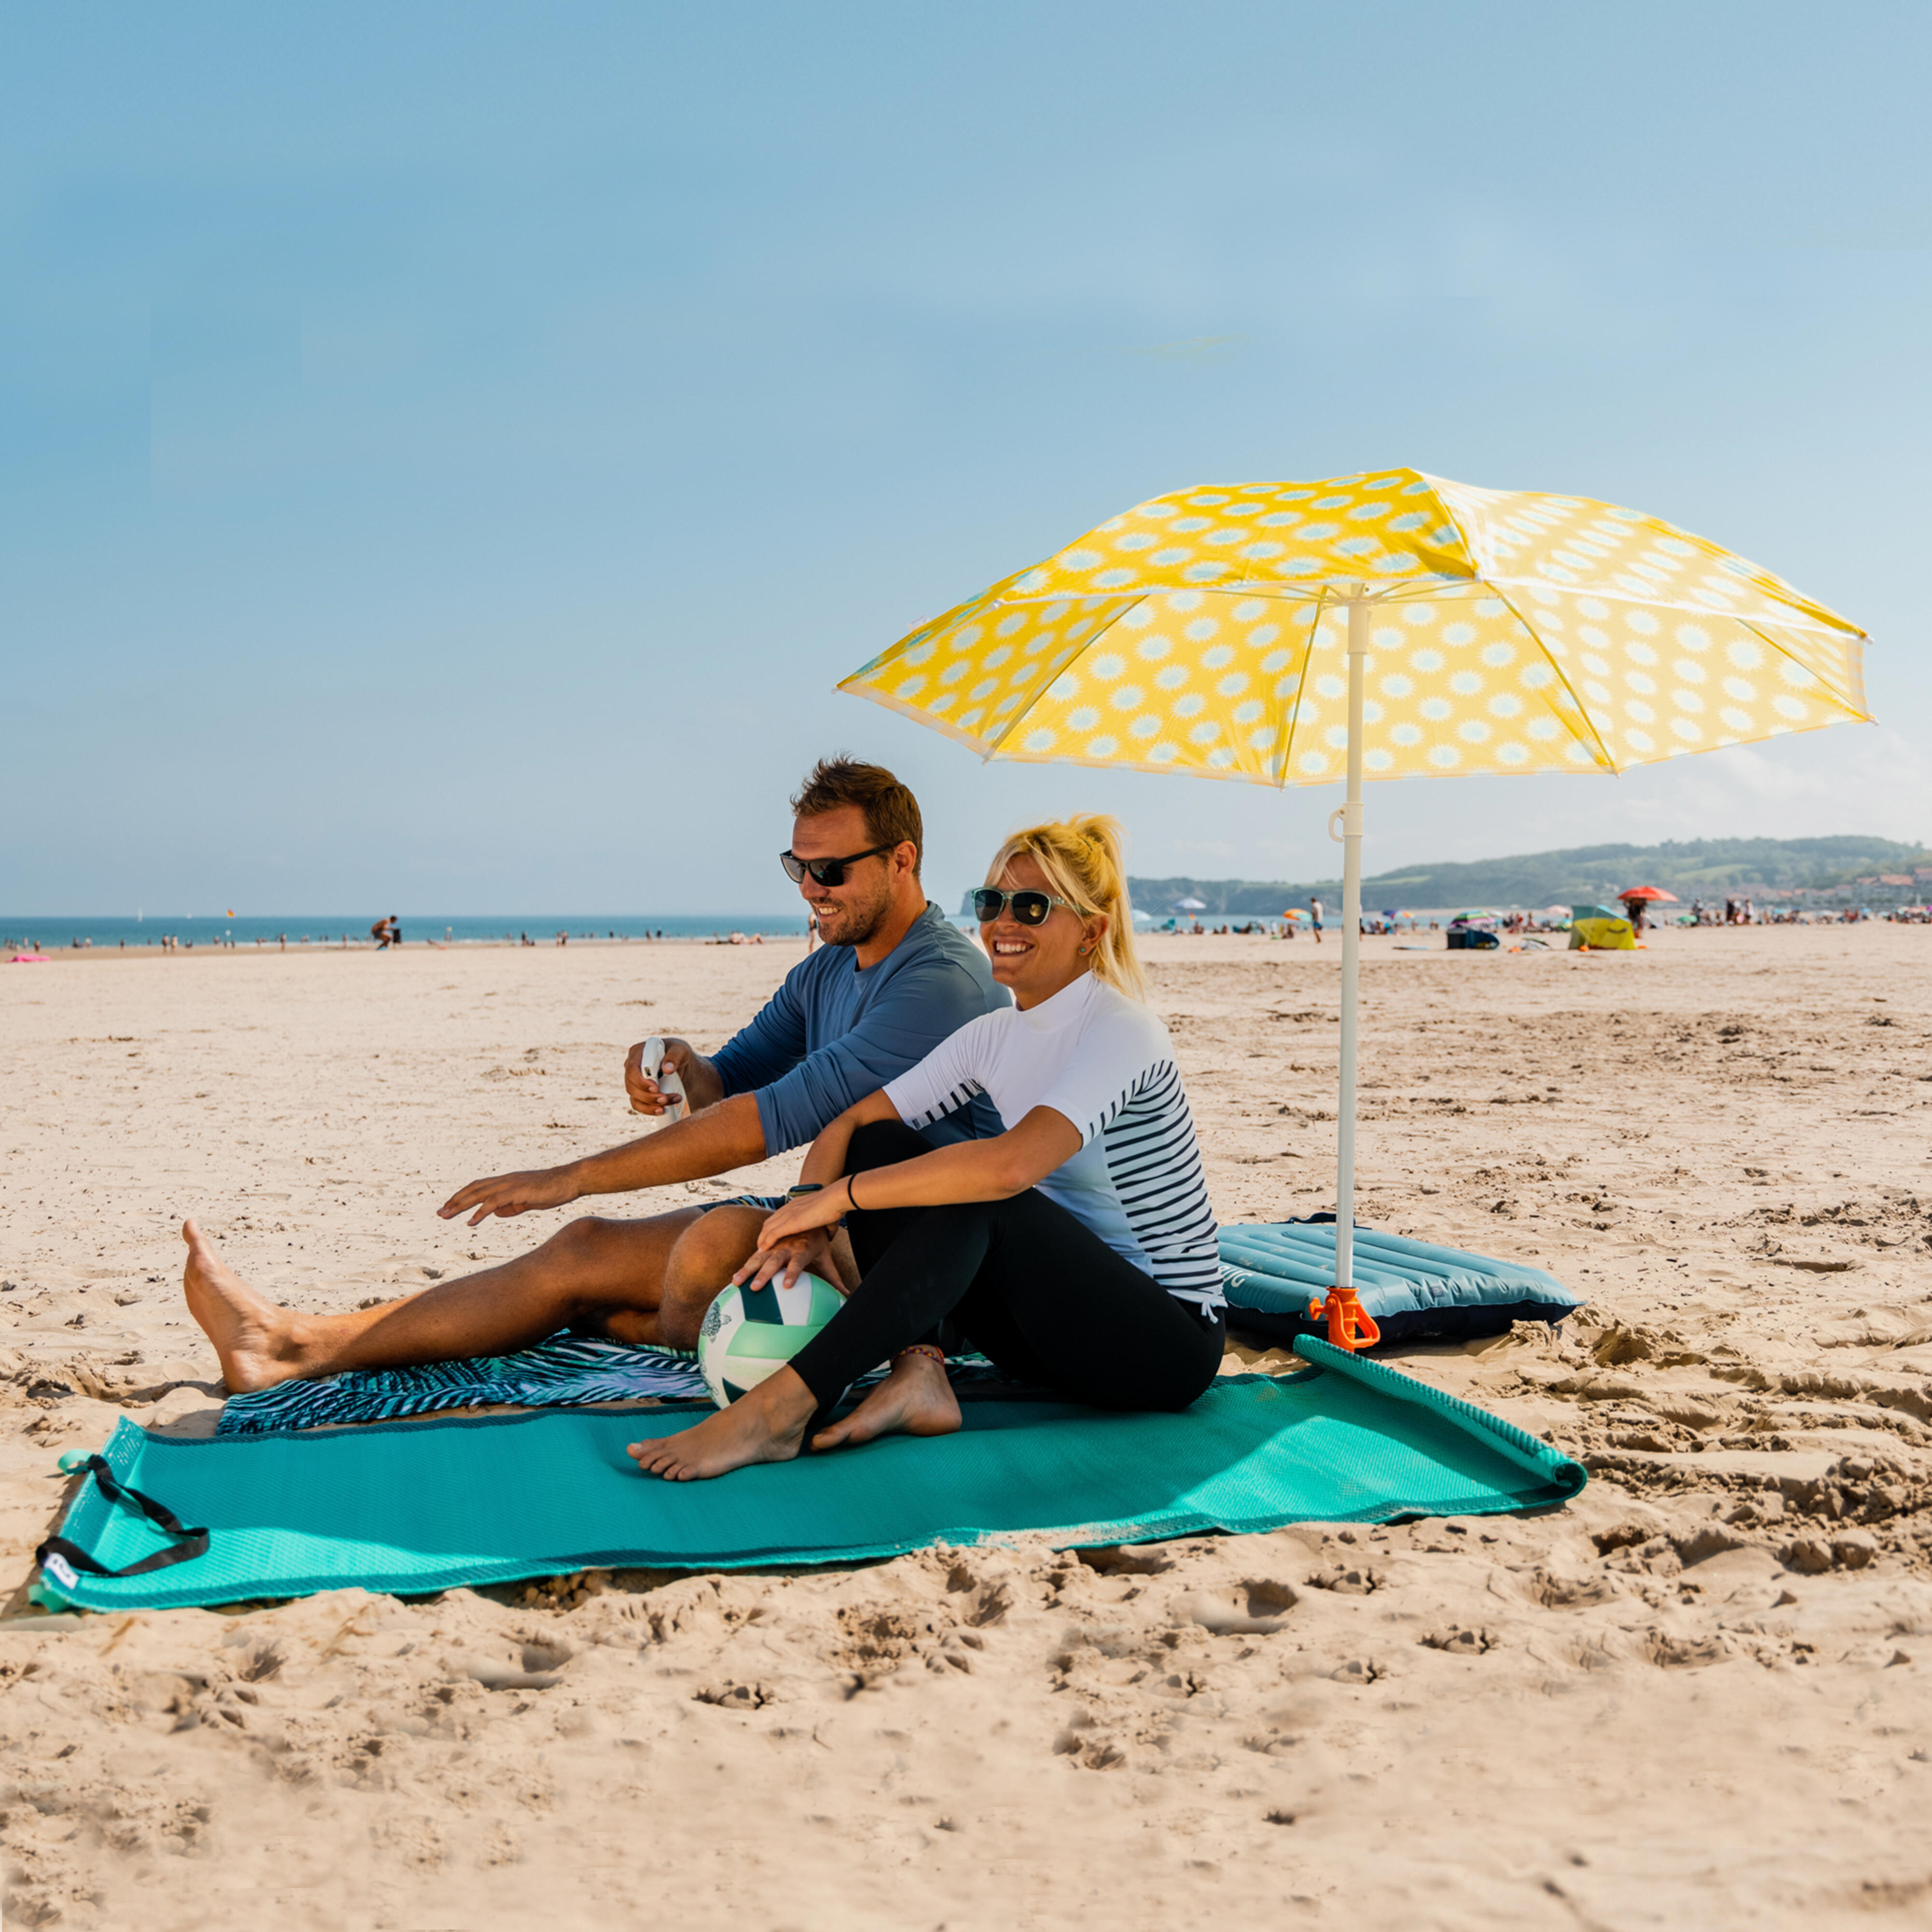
[1308,895,1324,944]
[179,758,1008,1390]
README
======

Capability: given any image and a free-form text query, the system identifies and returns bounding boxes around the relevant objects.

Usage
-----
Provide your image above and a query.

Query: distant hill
[1121,836,1932,915]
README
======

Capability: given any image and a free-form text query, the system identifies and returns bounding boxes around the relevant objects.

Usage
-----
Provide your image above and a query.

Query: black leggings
[786,1120,1224,1412]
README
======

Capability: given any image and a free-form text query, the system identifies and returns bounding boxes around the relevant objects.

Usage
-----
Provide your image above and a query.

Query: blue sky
[5,1,1929,915]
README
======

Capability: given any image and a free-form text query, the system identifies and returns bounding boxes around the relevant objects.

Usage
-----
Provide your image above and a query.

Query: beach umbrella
[1174,895,1208,911]
[837,469,1871,1340]
[1618,885,1678,902]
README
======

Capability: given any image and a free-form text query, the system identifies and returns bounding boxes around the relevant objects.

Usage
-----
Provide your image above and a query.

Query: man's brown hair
[790,756,923,876]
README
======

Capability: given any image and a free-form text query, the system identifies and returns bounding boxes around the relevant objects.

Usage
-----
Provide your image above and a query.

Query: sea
[1,913,811,952]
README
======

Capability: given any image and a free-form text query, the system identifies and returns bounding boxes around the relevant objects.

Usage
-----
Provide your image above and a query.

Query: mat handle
[35,1455,210,1588]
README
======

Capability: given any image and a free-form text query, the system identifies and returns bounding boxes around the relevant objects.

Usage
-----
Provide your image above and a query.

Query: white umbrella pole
[1334,595,1368,1292]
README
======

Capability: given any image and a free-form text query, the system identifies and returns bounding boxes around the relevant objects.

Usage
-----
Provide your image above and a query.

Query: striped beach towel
[215,1335,708,1436]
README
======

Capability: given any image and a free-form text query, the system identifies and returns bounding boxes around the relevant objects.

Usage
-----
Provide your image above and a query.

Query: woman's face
[980,852,1106,1009]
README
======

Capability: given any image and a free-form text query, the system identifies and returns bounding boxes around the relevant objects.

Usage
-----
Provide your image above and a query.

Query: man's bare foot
[812,1350,961,1452]
[628,1365,818,1481]
[180,1220,309,1394]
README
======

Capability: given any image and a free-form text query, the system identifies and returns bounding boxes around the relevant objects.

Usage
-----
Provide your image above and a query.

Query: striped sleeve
[1098,1063,1222,1304]
[881,1012,1000,1133]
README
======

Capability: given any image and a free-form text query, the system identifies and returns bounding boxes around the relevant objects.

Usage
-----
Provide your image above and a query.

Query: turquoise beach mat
[38,1340,1585,1612]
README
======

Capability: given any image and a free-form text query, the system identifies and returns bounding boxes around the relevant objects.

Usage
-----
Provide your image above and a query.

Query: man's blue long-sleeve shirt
[710,905,1009,1154]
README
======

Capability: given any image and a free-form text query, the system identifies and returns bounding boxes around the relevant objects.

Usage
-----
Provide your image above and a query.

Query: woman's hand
[752,1182,851,1248]
[732,1225,836,1293]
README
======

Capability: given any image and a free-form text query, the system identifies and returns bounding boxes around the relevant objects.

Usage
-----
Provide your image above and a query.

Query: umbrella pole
[1334,596,1368,1310]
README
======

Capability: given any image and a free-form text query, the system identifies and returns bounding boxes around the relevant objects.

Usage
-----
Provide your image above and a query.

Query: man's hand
[438,1165,581,1228]
[731,1224,838,1294]
[625,1037,708,1115]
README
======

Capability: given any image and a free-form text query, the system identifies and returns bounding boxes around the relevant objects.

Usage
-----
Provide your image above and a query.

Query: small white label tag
[43,1552,78,1593]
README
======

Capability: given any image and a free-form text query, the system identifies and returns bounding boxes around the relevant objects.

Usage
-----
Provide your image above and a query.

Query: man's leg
[641,1205,860,1349]
[181,1206,708,1393]
[621,1204,761,1350]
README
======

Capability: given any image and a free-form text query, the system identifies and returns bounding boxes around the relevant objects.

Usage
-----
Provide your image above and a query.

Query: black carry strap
[36,1455,210,1582]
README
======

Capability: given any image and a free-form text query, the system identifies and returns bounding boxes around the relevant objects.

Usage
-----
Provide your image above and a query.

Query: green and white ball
[698,1272,845,1407]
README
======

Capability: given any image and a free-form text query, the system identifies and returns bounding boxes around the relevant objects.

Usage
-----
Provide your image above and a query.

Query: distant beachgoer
[1309,895,1324,944]
[370,917,394,950]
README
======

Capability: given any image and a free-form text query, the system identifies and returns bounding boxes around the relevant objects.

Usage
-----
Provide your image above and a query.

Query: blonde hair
[984,814,1146,1001]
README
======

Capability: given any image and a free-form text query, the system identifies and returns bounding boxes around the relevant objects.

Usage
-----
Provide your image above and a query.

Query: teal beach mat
[37,1340,1585,1612]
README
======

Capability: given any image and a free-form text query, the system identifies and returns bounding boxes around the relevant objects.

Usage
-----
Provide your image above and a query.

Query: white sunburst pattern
[839,469,1871,785]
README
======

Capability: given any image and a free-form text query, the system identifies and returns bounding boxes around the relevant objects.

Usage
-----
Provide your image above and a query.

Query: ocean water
[1,913,809,951]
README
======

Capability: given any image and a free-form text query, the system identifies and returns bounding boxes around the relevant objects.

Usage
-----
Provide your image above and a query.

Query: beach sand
[3,926,1930,1929]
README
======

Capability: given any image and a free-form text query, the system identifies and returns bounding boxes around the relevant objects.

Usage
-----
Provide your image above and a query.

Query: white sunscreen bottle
[641,1036,687,1124]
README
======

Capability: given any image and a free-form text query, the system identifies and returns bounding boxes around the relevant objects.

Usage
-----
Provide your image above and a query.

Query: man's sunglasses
[971,888,1078,926]
[780,842,895,888]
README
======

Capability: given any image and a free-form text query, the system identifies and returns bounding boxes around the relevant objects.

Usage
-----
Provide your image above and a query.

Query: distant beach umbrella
[1174,896,1208,911]
[837,469,1872,1339]
[1618,885,1678,902]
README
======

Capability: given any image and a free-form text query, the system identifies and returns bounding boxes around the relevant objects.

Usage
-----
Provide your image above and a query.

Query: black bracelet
[845,1171,862,1213]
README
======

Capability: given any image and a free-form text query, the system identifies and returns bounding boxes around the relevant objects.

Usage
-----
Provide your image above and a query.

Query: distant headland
[1116,836,1932,916]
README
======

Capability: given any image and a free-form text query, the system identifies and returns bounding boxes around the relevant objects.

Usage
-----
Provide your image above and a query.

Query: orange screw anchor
[1306,1286,1381,1351]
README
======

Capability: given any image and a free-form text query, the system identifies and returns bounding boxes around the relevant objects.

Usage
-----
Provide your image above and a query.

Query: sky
[5,0,1931,916]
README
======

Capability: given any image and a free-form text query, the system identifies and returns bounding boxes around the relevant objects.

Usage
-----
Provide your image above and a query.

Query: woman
[632,815,1224,1482]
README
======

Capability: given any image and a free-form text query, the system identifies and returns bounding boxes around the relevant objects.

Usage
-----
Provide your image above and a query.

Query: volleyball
[697,1273,846,1407]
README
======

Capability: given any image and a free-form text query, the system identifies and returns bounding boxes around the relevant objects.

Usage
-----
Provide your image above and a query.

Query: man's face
[790,804,901,949]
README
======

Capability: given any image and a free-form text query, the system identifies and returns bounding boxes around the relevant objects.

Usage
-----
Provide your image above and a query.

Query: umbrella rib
[1735,617,1874,723]
[1271,592,1331,790]
[975,598,1145,759]
[1482,580,1621,774]
[1468,574,1863,641]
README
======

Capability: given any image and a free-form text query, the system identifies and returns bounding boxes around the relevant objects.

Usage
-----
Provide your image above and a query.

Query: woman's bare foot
[180,1219,310,1393]
[812,1350,961,1452]
[628,1365,818,1481]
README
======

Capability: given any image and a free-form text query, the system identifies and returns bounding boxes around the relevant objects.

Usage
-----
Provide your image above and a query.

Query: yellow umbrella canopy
[837,469,1871,1332]
[838,468,1869,783]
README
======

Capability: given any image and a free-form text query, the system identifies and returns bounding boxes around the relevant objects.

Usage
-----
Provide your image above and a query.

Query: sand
[3,925,1931,1930]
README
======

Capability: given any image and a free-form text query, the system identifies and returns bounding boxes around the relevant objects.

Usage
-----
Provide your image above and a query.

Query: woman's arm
[793,1088,901,1191]
[727,1089,900,1292]
[754,1104,1081,1247]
